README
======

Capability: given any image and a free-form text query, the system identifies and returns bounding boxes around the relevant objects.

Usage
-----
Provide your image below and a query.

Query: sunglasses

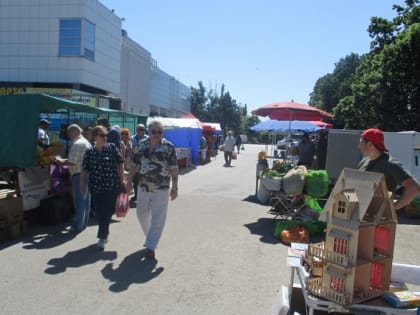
[151,129,163,135]
[98,134,108,138]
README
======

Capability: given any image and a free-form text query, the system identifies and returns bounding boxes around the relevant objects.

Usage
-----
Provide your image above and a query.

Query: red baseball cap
[362,128,388,152]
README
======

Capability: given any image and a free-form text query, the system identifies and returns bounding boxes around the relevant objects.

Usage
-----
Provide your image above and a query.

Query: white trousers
[136,187,169,250]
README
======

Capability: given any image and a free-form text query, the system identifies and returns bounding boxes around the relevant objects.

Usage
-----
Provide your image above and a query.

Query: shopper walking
[130,123,149,204]
[132,120,178,259]
[223,131,236,167]
[80,125,126,250]
[235,135,242,154]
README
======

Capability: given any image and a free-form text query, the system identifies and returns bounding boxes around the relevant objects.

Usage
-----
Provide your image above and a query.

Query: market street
[1,144,420,315]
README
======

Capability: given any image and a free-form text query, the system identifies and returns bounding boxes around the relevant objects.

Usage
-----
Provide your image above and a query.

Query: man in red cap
[358,128,420,210]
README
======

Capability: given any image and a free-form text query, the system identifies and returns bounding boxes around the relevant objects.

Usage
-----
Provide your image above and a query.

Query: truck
[325,129,420,184]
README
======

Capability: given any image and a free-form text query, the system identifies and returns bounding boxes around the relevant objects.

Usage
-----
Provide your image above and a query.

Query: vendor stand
[0,94,147,240]
[273,168,420,315]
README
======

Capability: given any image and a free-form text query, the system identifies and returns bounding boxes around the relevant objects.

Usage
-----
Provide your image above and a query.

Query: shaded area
[396,210,420,225]
[44,244,117,274]
[242,194,263,205]
[21,227,78,250]
[244,218,279,244]
[178,165,197,175]
[101,249,164,293]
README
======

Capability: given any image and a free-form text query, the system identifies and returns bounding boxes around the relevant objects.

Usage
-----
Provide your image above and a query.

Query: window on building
[330,275,345,293]
[59,18,95,60]
[337,200,346,214]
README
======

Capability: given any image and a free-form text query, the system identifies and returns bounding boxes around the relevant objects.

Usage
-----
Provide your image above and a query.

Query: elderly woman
[80,125,126,250]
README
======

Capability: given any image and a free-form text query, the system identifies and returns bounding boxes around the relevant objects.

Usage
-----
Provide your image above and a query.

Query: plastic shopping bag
[115,192,129,217]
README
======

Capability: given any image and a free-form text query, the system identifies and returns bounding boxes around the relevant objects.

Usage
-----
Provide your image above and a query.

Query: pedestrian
[38,119,50,148]
[223,131,236,167]
[235,135,242,154]
[120,128,132,170]
[84,126,94,146]
[56,124,92,232]
[132,120,178,259]
[297,133,315,169]
[358,128,420,210]
[80,125,126,250]
[315,130,327,170]
[130,123,149,204]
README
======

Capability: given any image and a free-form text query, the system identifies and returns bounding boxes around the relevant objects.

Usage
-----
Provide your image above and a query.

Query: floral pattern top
[82,143,123,193]
[133,138,178,191]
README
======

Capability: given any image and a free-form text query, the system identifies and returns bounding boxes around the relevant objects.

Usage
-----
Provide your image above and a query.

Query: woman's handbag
[115,192,129,217]
[232,151,237,160]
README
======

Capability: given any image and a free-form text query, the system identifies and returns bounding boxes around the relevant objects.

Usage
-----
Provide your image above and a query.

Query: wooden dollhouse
[305,168,397,306]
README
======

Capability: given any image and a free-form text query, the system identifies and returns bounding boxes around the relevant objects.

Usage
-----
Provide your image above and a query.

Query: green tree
[317,0,420,131]
[309,53,360,113]
[190,81,207,119]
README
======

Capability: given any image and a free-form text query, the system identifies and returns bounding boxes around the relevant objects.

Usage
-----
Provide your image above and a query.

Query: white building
[0,0,190,117]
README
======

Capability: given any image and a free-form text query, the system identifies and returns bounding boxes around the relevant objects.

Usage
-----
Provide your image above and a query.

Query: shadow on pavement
[396,211,420,225]
[242,194,263,205]
[244,218,278,244]
[44,244,117,274]
[21,226,78,250]
[101,249,164,293]
[178,165,197,175]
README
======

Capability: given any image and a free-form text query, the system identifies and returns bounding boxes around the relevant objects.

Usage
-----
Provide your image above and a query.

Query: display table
[289,264,419,315]
[176,148,192,168]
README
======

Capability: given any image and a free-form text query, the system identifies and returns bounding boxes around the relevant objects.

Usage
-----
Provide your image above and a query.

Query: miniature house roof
[320,168,397,226]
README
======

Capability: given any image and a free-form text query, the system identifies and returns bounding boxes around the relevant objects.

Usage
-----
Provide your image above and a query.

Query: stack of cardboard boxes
[0,190,27,242]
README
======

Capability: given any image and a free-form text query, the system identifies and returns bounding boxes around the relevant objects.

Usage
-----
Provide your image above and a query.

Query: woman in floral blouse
[80,125,126,250]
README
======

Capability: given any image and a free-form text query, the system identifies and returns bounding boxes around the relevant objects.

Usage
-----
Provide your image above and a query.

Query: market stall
[147,116,202,165]
[274,168,420,315]
[0,94,147,241]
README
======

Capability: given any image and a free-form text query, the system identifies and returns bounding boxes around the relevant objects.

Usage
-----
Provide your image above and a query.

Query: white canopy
[147,117,202,129]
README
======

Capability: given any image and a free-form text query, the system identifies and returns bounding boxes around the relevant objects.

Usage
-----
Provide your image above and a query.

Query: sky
[100,0,405,114]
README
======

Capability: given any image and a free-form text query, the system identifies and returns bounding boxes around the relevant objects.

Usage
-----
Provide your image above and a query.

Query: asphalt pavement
[0,144,419,315]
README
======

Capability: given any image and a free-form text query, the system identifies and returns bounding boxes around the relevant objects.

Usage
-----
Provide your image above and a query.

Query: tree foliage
[190,82,257,135]
[311,0,420,131]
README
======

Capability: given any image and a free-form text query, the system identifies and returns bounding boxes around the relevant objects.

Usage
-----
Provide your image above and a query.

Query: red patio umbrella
[311,120,333,128]
[251,101,333,121]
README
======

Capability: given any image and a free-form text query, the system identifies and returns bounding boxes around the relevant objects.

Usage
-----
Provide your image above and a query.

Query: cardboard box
[0,219,8,242]
[383,291,420,308]
[8,222,24,239]
[0,195,23,224]
[18,167,50,210]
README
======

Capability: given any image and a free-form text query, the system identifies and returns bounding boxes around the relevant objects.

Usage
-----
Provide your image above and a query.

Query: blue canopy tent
[147,117,202,165]
[249,119,322,133]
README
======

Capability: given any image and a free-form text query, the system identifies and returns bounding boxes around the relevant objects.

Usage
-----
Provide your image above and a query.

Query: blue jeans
[91,190,119,240]
[72,174,91,231]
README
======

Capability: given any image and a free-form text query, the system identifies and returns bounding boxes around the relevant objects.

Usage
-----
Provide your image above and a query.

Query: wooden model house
[306,168,397,306]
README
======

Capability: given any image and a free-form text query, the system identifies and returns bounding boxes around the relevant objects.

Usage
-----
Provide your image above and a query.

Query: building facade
[0,0,190,117]
[150,67,191,117]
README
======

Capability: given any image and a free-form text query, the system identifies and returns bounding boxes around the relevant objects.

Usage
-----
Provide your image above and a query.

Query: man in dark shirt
[358,128,420,210]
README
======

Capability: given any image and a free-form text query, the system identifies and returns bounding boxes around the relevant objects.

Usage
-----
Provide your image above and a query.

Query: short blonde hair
[92,125,107,138]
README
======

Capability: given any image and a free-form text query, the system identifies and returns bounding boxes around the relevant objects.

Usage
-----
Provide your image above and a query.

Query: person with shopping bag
[80,125,126,250]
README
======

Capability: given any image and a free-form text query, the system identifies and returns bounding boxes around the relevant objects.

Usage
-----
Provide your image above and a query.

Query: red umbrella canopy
[182,112,215,131]
[251,101,333,121]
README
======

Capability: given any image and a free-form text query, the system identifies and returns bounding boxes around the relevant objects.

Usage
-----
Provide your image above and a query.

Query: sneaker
[145,248,155,259]
[97,238,108,250]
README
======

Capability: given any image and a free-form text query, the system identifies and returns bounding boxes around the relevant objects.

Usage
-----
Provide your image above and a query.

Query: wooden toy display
[303,168,397,306]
